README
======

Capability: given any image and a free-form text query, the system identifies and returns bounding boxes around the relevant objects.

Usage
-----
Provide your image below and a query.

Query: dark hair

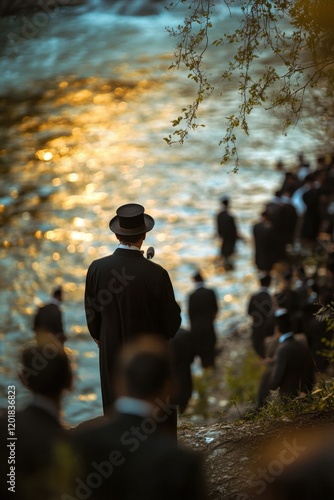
[52,286,62,301]
[276,314,292,334]
[260,274,271,288]
[193,271,204,283]
[116,233,145,244]
[123,352,171,399]
[19,344,72,396]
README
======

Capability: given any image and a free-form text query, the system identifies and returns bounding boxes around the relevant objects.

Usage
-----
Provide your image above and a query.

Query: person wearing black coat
[252,210,276,272]
[84,203,181,414]
[71,335,207,500]
[269,310,315,399]
[247,274,275,359]
[187,271,219,368]
[169,327,194,414]
[32,286,67,344]
[0,341,77,500]
[216,196,239,269]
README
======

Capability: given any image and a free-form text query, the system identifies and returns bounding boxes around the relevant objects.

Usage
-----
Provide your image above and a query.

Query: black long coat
[270,336,315,398]
[0,405,75,500]
[33,302,66,343]
[188,286,219,368]
[247,289,275,358]
[253,221,276,272]
[85,248,181,411]
[216,210,237,258]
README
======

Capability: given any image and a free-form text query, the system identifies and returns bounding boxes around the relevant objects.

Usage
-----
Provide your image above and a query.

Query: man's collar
[279,332,294,343]
[114,396,154,417]
[117,244,142,252]
[50,297,61,306]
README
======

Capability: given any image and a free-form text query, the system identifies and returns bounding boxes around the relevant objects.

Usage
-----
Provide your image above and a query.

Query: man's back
[253,221,275,271]
[188,286,218,330]
[0,404,75,500]
[270,337,314,397]
[86,249,179,338]
[73,412,207,500]
[85,247,181,410]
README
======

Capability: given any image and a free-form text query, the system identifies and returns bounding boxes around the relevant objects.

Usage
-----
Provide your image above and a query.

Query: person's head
[192,271,204,284]
[52,286,63,302]
[19,339,72,401]
[275,309,292,334]
[115,233,146,246]
[259,274,271,288]
[109,203,154,247]
[114,334,171,404]
[220,195,229,208]
[261,210,271,222]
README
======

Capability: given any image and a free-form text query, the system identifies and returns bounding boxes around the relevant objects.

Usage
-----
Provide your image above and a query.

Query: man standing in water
[84,203,181,416]
[216,195,239,270]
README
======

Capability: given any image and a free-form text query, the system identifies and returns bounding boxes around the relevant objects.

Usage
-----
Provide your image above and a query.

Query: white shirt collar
[194,282,205,290]
[279,332,294,343]
[117,244,141,252]
[49,297,61,306]
[114,396,154,417]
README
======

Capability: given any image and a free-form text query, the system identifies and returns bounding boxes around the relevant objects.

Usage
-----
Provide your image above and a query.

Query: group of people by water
[1,151,334,498]
[216,150,334,406]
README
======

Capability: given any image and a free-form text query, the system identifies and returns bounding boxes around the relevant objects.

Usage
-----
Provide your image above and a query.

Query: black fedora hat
[109,203,155,235]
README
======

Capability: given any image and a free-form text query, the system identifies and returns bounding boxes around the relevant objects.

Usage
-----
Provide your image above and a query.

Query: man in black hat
[216,195,239,270]
[84,203,181,414]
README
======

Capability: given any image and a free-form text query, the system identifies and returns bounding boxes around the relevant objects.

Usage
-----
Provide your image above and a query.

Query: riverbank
[178,408,334,499]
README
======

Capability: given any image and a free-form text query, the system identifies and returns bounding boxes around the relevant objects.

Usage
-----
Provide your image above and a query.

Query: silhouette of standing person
[33,285,67,344]
[216,195,239,270]
[187,271,219,369]
[72,334,207,500]
[84,203,181,415]
[0,339,77,500]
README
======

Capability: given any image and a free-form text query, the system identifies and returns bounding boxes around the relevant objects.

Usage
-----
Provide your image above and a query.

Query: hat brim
[109,214,155,235]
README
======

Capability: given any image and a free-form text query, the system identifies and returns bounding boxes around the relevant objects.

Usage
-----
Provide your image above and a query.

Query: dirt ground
[178,410,334,499]
[175,326,334,499]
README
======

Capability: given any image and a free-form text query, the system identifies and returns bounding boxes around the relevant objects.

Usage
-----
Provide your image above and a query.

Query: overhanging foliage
[165,0,334,170]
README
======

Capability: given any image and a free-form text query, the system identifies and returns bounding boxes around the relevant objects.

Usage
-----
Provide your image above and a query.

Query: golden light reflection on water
[78,393,97,402]
[0,72,284,423]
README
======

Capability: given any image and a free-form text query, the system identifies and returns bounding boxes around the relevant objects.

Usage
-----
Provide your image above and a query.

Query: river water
[0,0,325,424]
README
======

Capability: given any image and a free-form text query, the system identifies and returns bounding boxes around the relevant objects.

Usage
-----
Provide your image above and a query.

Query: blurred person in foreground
[252,427,334,500]
[84,203,181,416]
[71,334,207,500]
[0,337,77,500]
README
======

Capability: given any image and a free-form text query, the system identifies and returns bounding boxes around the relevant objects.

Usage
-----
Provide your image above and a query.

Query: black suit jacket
[72,411,207,500]
[253,221,276,271]
[85,248,181,411]
[270,336,315,397]
[188,285,219,367]
[33,302,66,343]
[216,210,237,257]
[247,289,275,358]
[0,404,76,500]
